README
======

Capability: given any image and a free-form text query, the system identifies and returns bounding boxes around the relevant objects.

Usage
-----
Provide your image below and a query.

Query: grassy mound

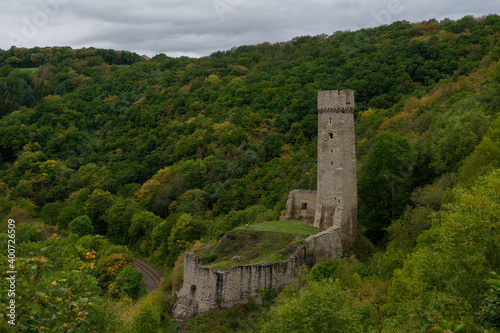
[205,220,321,271]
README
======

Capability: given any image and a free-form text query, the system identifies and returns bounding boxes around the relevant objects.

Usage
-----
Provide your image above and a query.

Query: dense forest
[0,14,500,332]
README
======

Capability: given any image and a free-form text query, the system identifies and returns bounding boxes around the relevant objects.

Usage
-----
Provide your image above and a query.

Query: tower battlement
[318,90,355,112]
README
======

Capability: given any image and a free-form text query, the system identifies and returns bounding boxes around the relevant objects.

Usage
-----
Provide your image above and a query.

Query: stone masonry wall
[283,189,317,222]
[172,226,343,320]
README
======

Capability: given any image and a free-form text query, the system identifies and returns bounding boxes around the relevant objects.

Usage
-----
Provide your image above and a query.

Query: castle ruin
[283,90,357,249]
[172,90,357,320]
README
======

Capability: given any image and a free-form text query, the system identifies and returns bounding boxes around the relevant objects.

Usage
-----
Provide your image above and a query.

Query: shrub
[206,251,217,262]
[262,280,367,333]
[132,300,161,332]
[97,253,133,291]
[16,223,41,243]
[109,265,143,299]
[309,257,340,282]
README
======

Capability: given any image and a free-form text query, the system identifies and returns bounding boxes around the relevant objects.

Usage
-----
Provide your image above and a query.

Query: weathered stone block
[282,189,317,221]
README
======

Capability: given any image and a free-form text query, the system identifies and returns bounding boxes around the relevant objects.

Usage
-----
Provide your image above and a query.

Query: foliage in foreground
[0,234,142,331]
[383,169,500,332]
[261,279,371,333]
[259,169,500,333]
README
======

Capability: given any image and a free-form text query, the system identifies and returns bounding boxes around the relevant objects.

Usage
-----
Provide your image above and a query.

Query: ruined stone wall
[172,226,343,320]
[315,90,357,249]
[283,189,317,222]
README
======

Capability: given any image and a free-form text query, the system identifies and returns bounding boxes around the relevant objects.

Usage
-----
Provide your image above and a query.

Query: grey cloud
[0,0,498,57]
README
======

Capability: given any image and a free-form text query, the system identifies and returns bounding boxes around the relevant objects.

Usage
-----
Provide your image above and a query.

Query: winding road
[133,259,162,291]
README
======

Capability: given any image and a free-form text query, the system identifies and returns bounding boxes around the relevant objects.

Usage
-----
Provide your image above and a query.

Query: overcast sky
[0,0,498,58]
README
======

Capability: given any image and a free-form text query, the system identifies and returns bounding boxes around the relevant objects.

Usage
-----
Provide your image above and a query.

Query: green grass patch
[205,220,321,271]
[236,219,321,234]
[19,68,38,72]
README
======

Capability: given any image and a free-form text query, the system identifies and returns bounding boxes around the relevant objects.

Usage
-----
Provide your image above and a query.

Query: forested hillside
[1,15,500,332]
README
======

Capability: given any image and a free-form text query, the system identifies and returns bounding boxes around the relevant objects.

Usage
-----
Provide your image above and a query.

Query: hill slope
[0,14,499,255]
[206,220,321,271]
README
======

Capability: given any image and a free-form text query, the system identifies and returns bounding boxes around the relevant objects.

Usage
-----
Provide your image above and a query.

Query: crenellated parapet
[317,90,355,113]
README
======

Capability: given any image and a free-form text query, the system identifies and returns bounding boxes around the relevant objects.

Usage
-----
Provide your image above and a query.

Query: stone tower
[314,90,357,249]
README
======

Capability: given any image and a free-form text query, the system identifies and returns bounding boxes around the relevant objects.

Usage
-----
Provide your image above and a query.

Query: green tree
[478,273,500,330]
[176,189,206,215]
[429,103,489,174]
[358,131,413,242]
[259,133,285,161]
[128,211,163,255]
[96,253,133,292]
[150,214,178,264]
[173,137,198,160]
[84,189,114,235]
[0,65,13,77]
[58,203,81,229]
[69,215,94,237]
[0,251,115,332]
[40,201,63,225]
[309,258,340,282]
[78,163,112,189]
[109,264,142,299]
[458,136,500,186]
[16,223,41,243]
[106,199,140,245]
[167,214,207,266]
[150,175,187,218]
